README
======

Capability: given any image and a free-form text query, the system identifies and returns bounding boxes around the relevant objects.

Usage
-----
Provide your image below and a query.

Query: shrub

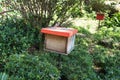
[4,53,60,80]
[0,54,7,72]
[71,26,91,35]
[94,27,120,49]
[104,12,120,28]
[60,46,98,80]
[0,16,40,55]
[90,0,109,13]
[0,72,8,80]
[92,45,120,80]
[104,54,120,80]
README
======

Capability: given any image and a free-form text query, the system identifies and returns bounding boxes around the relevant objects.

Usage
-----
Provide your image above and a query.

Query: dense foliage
[0,72,8,80]
[0,16,40,55]
[1,0,84,28]
[104,12,120,27]
[60,48,98,80]
[5,54,60,80]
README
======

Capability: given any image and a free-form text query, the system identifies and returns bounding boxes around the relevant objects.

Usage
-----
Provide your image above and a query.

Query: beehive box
[41,27,77,55]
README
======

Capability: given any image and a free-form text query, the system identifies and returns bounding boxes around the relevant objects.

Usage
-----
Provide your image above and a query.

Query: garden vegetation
[0,0,120,80]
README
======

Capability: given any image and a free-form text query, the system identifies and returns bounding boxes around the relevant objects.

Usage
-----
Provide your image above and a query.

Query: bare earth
[71,18,99,33]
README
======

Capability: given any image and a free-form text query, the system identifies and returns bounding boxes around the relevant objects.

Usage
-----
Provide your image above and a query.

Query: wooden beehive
[41,27,77,55]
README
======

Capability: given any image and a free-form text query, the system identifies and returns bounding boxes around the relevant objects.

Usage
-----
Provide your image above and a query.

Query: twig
[0,10,14,15]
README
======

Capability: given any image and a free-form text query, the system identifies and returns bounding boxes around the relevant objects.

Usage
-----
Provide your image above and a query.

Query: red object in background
[96,13,104,20]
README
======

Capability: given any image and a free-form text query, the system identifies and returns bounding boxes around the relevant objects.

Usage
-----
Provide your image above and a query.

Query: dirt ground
[71,18,99,33]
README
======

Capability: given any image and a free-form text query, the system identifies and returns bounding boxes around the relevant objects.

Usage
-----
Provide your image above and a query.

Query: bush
[94,27,120,49]
[92,45,120,80]
[90,0,108,13]
[71,26,91,35]
[0,16,40,55]
[46,41,99,80]
[104,12,120,28]
[104,52,120,80]
[4,53,60,80]
[0,72,8,80]
[60,46,98,80]
[0,54,7,72]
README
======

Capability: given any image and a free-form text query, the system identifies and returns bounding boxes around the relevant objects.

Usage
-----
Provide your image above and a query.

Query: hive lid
[41,27,78,37]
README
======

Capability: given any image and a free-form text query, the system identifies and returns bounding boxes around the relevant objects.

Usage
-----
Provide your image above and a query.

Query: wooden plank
[45,34,67,53]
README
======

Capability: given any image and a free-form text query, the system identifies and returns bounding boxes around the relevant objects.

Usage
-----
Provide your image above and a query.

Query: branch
[0,10,14,15]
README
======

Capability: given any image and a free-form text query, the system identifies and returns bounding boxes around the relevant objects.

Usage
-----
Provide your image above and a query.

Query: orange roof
[41,27,78,37]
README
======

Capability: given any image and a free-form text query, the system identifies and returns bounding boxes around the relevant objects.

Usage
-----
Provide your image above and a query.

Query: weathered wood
[45,34,67,53]
[76,33,86,37]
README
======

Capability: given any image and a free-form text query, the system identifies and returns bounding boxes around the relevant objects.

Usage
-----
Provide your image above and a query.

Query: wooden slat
[45,34,67,53]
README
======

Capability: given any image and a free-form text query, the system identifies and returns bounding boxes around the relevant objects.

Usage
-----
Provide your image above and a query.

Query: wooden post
[57,54,62,69]
[98,20,101,30]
